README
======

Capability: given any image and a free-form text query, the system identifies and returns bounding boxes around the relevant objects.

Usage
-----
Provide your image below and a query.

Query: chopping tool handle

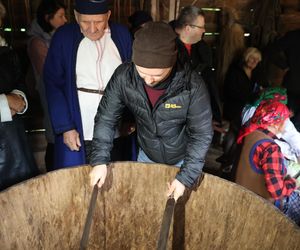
[157,197,176,250]
[80,184,99,250]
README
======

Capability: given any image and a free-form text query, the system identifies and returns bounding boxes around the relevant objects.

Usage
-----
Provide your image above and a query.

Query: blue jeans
[137,149,183,168]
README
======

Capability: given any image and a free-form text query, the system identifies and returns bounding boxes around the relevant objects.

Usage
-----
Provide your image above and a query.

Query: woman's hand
[6,93,25,115]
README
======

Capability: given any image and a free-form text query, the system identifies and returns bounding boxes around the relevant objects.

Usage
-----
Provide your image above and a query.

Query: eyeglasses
[188,24,205,30]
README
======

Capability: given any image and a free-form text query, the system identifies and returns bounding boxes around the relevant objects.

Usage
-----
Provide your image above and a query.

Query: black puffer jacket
[0,45,39,191]
[91,62,213,188]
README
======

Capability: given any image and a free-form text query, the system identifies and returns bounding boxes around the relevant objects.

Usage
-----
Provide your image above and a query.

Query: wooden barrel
[0,162,299,249]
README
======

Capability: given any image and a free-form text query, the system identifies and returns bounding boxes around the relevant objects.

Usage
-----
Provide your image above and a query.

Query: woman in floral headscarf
[242,87,300,162]
[235,101,300,226]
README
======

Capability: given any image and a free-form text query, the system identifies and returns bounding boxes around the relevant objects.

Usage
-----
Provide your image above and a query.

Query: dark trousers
[45,143,54,172]
[288,94,300,132]
[84,134,137,164]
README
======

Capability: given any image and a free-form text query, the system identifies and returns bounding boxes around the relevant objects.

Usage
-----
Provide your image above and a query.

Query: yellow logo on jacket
[165,103,182,109]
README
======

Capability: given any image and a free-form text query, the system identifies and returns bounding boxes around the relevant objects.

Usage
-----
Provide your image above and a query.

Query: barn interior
[1,1,300,249]
[2,0,300,172]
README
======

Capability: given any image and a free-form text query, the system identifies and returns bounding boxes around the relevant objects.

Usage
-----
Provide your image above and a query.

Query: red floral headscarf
[237,101,290,144]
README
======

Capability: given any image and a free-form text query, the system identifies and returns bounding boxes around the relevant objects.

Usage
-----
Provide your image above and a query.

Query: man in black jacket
[174,6,222,129]
[90,22,213,201]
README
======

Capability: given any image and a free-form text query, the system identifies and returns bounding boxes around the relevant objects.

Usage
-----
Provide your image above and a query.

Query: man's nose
[144,76,154,84]
[90,22,96,33]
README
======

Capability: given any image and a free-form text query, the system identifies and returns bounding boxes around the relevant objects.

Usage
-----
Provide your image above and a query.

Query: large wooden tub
[0,162,299,249]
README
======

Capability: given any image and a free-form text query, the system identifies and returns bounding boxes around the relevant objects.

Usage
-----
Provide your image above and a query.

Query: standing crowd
[0,0,300,226]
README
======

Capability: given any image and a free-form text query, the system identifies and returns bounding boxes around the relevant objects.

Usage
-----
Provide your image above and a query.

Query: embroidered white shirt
[76,29,122,140]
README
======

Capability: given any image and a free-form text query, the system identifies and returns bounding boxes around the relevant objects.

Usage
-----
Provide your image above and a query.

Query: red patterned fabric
[238,101,290,144]
[253,129,296,199]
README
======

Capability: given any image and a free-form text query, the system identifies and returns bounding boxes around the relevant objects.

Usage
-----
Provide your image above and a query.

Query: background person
[0,0,39,190]
[128,10,153,37]
[27,0,67,171]
[174,6,223,131]
[217,47,263,175]
[236,101,300,225]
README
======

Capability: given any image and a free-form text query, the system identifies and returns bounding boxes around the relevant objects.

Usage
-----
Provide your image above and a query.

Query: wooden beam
[169,0,176,21]
[175,0,181,19]
[124,0,127,19]
[140,0,144,10]
[24,0,31,25]
[151,0,159,21]
[66,0,71,23]
[117,0,121,22]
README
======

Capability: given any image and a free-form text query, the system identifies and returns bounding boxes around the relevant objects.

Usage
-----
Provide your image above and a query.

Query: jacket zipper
[151,84,184,163]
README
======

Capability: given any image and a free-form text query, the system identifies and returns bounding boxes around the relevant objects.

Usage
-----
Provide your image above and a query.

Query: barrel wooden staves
[0,162,299,249]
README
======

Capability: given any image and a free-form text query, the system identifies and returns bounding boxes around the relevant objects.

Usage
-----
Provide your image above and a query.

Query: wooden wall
[177,0,300,45]
[2,0,300,39]
[1,0,300,69]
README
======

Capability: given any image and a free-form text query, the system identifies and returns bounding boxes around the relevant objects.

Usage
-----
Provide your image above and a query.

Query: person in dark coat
[270,29,300,131]
[0,1,39,191]
[27,0,67,171]
[174,5,223,134]
[89,22,213,201]
[223,47,262,122]
[218,47,262,176]
[44,0,132,169]
[128,10,153,37]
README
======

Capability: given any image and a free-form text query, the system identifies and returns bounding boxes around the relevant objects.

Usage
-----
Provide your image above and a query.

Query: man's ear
[107,10,111,21]
[45,14,50,22]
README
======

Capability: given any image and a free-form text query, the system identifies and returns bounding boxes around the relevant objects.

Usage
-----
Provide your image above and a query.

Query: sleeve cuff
[0,94,13,122]
[11,89,28,114]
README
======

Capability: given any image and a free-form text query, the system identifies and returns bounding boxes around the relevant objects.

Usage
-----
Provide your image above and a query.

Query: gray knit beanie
[132,22,177,68]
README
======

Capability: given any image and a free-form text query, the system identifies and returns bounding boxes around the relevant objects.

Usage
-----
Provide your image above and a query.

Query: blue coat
[44,22,132,169]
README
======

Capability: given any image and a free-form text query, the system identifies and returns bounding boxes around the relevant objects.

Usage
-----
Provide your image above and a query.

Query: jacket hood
[27,19,52,48]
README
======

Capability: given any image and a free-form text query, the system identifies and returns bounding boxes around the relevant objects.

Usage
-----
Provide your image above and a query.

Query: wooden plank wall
[177,0,300,45]
[280,0,300,33]
[3,0,300,35]
[176,0,257,46]
[2,0,300,54]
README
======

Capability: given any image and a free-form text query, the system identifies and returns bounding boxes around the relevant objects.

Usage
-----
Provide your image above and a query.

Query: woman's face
[278,119,288,134]
[246,54,260,70]
[49,8,67,30]
[271,118,288,139]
